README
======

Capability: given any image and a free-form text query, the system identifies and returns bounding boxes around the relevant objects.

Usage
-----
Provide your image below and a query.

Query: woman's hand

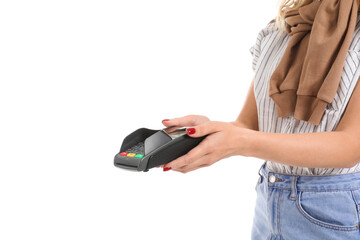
[160,119,249,173]
[157,115,211,169]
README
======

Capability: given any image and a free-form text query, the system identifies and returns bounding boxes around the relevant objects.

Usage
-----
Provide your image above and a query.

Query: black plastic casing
[114,128,206,172]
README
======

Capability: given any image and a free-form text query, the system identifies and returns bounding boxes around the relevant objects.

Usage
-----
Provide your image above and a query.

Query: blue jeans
[251,162,360,240]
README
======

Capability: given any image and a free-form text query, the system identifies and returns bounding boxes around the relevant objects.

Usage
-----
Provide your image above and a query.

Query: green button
[134,154,144,158]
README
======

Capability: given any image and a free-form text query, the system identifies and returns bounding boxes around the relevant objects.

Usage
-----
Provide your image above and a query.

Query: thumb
[186,121,224,138]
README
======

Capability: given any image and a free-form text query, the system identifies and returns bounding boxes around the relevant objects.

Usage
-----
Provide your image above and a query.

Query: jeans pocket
[296,190,360,231]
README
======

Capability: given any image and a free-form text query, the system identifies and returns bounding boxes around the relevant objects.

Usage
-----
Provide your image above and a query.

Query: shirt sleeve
[249,19,276,72]
[249,33,262,72]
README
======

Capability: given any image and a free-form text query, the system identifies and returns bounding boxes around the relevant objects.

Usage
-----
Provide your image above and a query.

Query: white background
[1,1,277,239]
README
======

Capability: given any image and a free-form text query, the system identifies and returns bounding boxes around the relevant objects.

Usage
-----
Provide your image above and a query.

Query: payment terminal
[114,126,207,172]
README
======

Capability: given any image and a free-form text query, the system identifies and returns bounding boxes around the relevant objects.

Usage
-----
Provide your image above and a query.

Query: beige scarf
[268,0,360,125]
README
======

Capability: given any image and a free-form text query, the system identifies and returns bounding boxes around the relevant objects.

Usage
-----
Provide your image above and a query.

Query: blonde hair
[274,0,314,34]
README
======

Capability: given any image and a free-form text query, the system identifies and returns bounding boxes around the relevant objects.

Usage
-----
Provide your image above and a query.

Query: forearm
[241,129,360,169]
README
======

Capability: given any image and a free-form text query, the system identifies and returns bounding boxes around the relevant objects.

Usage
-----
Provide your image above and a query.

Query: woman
[160,0,360,239]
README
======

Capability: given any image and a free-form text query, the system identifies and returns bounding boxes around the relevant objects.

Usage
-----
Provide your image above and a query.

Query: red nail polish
[187,128,196,135]
[162,119,170,122]
[163,167,172,171]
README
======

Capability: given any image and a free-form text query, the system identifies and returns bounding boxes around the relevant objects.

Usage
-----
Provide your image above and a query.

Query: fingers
[161,115,197,127]
[161,115,210,127]
[163,138,210,169]
[185,121,227,138]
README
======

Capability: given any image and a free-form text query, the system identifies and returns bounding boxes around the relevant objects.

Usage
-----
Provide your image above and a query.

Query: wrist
[234,127,256,157]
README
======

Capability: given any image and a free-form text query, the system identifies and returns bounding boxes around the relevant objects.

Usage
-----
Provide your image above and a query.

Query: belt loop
[290,175,298,201]
[258,161,265,176]
[258,161,266,178]
[258,161,267,182]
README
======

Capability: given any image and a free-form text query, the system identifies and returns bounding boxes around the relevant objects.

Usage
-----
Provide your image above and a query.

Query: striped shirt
[249,14,360,175]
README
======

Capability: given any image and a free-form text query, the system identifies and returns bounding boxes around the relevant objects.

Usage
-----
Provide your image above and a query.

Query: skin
[160,77,360,174]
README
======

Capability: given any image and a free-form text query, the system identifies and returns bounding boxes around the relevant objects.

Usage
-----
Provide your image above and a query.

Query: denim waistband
[258,162,360,191]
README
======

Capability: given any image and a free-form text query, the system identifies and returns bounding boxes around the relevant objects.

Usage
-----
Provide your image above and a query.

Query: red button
[120,152,128,156]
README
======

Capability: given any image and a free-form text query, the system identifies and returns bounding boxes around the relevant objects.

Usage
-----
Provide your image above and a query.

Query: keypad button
[120,152,128,156]
[134,154,144,158]
[127,153,136,157]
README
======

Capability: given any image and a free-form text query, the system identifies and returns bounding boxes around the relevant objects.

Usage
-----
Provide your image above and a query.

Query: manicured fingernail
[187,128,196,135]
[162,119,170,122]
[163,167,172,171]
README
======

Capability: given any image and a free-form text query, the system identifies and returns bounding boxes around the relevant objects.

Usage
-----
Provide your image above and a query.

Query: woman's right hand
[157,114,210,168]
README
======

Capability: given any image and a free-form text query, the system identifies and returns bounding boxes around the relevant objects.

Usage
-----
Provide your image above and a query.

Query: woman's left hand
[162,121,249,173]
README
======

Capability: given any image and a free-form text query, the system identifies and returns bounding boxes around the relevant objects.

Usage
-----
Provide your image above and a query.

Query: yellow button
[127,153,136,157]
